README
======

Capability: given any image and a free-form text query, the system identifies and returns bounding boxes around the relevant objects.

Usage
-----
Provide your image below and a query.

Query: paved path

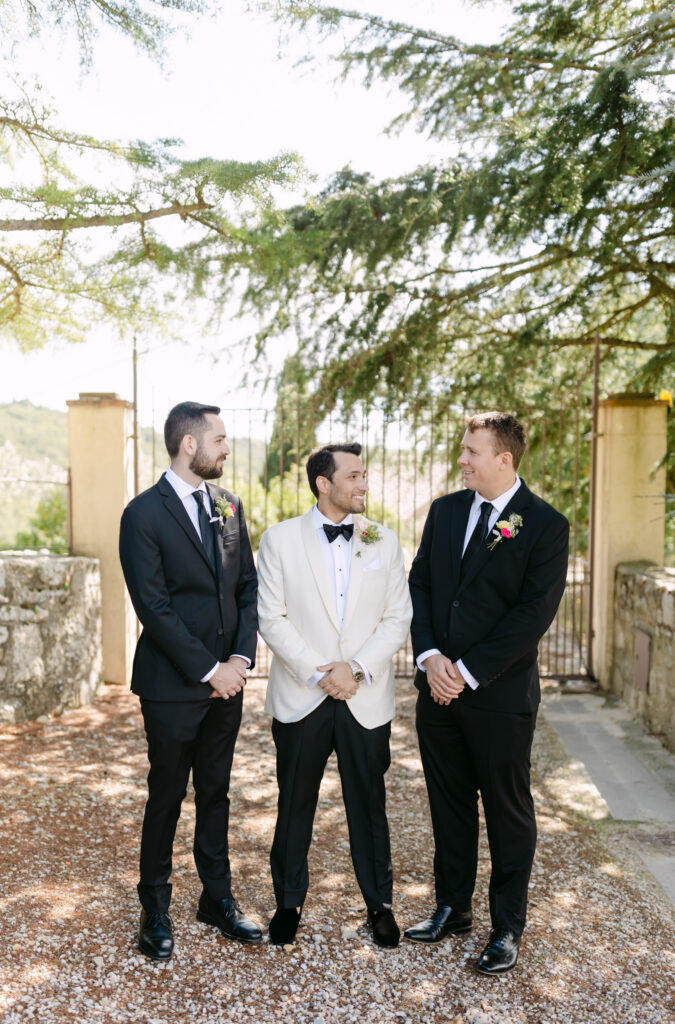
[543,691,675,906]
[0,679,673,1024]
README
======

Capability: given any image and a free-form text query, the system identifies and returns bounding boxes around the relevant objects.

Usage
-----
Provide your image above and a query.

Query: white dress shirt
[165,465,212,536]
[417,476,522,690]
[164,467,249,680]
[307,504,370,689]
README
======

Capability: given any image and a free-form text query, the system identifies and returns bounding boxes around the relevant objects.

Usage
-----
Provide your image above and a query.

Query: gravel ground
[1,677,673,1024]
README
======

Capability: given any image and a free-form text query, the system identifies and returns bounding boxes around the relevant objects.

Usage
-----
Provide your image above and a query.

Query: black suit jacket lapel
[457,481,532,595]
[450,490,473,590]
[158,474,215,576]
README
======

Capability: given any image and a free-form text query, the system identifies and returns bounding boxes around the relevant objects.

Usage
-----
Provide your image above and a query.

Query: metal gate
[218,399,594,682]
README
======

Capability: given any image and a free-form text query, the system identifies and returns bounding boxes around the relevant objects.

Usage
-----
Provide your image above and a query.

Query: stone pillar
[591,395,668,689]
[67,393,135,685]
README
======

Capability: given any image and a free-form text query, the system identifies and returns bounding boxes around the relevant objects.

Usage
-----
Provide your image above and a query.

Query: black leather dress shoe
[404,904,473,942]
[368,908,400,948]
[268,907,302,945]
[196,893,262,944]
[138,910,173,961]
[475,928,521,974]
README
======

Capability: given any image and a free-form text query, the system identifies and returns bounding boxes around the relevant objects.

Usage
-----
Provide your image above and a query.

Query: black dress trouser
[416,687,537,936]
[137,692,243,913]
[271,696,393,911]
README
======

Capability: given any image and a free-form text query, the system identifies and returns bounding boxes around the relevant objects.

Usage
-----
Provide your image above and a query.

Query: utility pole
[586,336,601,681]
[151,387,156,481]
[132,335,139,497]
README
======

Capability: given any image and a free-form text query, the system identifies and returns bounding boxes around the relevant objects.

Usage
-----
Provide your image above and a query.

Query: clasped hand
[209,656,248,699]
[317,661,359,700]
[424,653,465,705]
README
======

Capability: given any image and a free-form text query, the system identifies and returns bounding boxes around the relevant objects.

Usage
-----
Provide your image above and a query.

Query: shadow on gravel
[0,680,673,1024]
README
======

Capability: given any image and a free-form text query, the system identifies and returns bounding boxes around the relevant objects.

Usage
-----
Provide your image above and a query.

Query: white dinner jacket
[257,509,412,729]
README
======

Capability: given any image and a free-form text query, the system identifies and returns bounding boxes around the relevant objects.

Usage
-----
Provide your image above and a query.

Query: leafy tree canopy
[1,0,208,61]
[233,0,674,415]
[1,0,302,348]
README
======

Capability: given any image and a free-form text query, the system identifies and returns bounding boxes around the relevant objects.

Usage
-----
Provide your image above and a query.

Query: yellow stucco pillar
[67,393,135,685]
[591,395,668,689]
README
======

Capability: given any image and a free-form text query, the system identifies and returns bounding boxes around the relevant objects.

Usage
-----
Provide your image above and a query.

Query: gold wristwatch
[349,660,365,684]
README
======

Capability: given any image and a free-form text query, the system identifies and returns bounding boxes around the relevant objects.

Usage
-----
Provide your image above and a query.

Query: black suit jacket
[409,481,569,713]
[119,474,258,701]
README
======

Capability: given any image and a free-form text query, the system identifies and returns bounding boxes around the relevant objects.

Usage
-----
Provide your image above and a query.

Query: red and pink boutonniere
[488,512,523,551]
[210,496,236,529]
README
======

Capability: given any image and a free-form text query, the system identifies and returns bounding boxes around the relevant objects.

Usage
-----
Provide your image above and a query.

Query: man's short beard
[189,444,223,481]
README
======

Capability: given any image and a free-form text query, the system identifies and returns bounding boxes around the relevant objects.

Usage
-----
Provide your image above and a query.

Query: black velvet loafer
[268,907,302,945]
[368,908,400,948]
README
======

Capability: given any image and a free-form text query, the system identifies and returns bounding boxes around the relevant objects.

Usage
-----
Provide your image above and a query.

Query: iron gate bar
[217,398,593,681]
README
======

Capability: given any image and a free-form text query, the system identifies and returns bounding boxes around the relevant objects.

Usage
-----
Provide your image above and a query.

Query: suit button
[219,592,224,600]
[217,628,223,636]
[452,600,460,607]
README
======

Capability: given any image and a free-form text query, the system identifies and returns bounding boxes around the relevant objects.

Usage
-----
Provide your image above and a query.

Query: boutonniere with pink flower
[488,512,523,551]
[209,496,236,529]
[354,516,382,557]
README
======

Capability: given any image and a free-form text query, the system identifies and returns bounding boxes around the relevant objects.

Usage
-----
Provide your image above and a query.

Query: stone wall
[612,562,675,753]
[0,552,102,723]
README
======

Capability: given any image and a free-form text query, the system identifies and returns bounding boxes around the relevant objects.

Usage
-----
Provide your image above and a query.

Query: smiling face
[316,451,368,522]
[458,427,516,501]
[187,413,230,481]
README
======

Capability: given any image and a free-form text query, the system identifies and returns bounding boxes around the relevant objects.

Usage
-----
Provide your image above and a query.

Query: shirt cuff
[416,648,441,672]
[456,658,479,690]
[229,654,251,667]
[352,658,371,686]
[201,662,219,683]
[307,670,325,689]
[308,661,371,688]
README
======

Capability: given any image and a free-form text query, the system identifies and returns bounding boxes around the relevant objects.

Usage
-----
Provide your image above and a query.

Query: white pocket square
[363,557,382,572]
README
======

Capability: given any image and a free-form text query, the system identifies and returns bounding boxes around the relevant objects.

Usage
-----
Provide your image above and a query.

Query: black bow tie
[323,523,354,543]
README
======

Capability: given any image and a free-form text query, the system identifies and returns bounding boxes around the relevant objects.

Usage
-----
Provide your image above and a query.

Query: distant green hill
[0,400,68,466]
[0,401,267,546]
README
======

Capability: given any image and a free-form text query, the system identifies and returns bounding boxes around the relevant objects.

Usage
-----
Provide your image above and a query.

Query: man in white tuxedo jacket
[257,443,412,948]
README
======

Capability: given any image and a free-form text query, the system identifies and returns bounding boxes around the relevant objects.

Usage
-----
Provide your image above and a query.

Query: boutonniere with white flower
[209,496,236,529]
[488,512,523,551]
[354,516,382,557]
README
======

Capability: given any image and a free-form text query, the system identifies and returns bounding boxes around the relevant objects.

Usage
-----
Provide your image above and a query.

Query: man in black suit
[405,411,569,974]
[119,401,261,961]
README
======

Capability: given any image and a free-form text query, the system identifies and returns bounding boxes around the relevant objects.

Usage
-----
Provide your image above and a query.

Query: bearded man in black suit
[405,412,569,974]
[119,401,261,961]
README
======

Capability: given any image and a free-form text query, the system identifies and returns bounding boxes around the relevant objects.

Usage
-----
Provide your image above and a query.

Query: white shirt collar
[165,466,207,500]
[472,475,521,515]
[312,504,354,529]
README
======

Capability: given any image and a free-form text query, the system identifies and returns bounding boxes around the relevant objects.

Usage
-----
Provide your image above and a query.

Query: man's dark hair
[164,402,221,458]
[306,443,362,498]
[465,411,528,470]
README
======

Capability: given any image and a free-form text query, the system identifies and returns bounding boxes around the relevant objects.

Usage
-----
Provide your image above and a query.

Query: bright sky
[2,0,510,429]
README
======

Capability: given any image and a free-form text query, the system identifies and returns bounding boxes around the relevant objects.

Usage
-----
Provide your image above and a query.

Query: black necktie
[193,491,217,574]
[461,501,493,571]
[323,523,354,543]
